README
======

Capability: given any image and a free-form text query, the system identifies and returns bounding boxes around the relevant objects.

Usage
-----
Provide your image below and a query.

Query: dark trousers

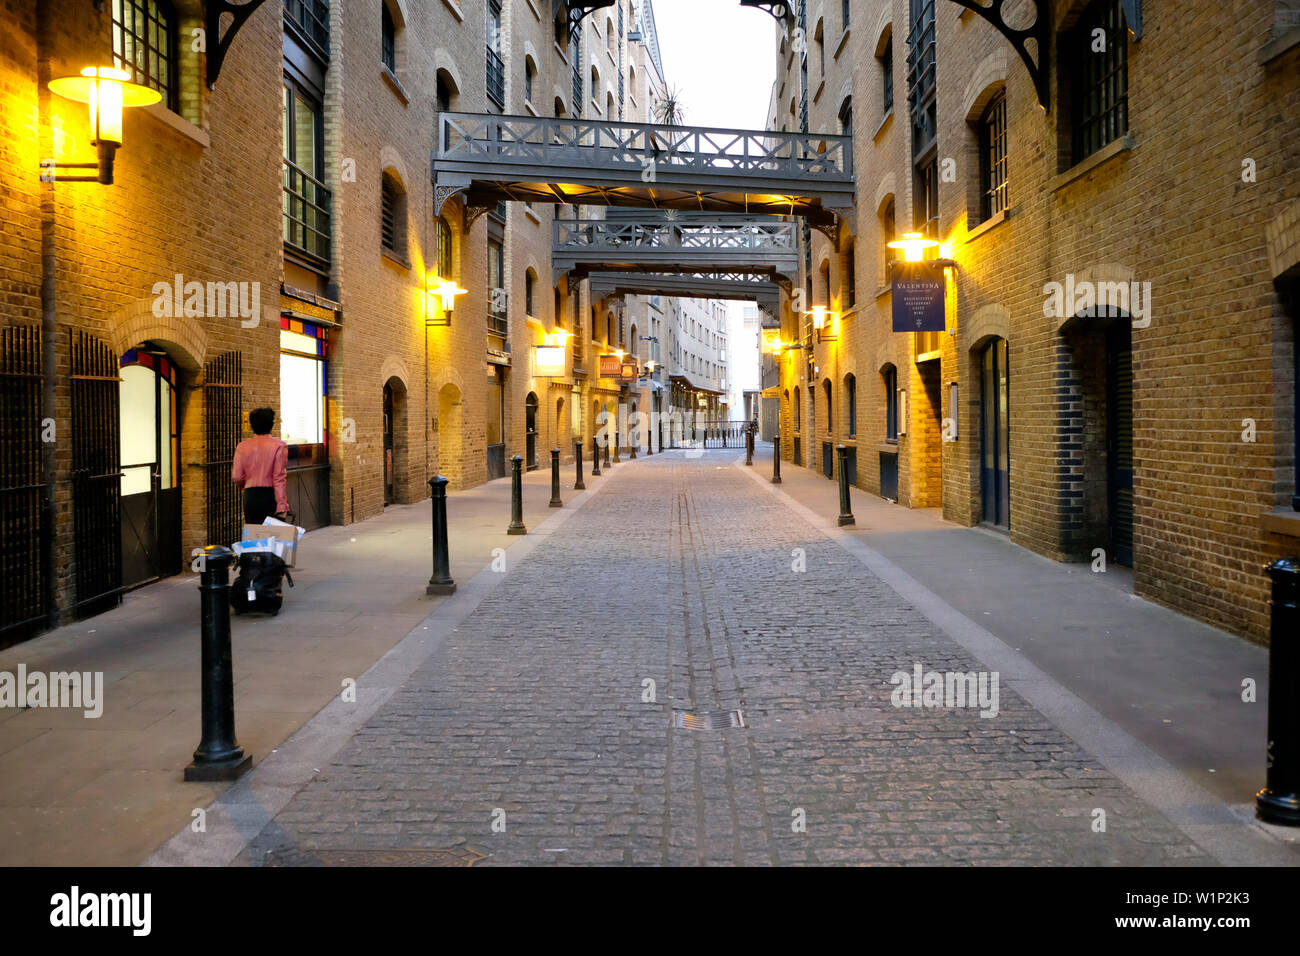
[243,487,277,524]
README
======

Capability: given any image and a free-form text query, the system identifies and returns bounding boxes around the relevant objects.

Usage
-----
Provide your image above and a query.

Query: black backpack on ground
[230,551,294,615]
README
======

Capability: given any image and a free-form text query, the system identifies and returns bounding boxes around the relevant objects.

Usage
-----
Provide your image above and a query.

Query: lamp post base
[426,580,457,595]
[184,752,252,782]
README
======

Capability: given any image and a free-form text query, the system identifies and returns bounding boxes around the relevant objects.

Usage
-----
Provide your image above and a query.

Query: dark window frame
[1068,0,1129,165]
[979,91,1008,222]
[282,75,331,269]
[111,0,179,112]
[381,2,396,73]
[884,366,899,441]
[846,374,857,436]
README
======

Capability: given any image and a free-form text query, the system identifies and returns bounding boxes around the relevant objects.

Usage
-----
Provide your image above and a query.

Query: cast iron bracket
[946,0,1051,110]
[739,1,792,23]
[206,0,271,90]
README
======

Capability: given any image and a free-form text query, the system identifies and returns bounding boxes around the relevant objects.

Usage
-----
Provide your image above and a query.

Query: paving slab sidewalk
[0,459,602,866]
[746,440,1291,831]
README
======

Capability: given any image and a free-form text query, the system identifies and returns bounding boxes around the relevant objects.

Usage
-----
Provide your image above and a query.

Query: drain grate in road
[673,708,746,730]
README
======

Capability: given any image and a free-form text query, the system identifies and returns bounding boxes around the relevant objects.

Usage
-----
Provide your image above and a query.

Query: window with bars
[979,92,1008,222]
[111,0,178,111]
[883,366,898,441]
[914,154,939,236]
[488,240,507,335]
[282,79,330,268]
[381,2,396,73]
[380,173,405,258]
[1069,0,1128,164]
[435,217,453,279]
[486,0,505,108]
[881,36,893,112]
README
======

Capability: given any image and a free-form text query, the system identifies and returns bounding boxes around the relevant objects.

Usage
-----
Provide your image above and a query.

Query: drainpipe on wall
[37,2,58,630]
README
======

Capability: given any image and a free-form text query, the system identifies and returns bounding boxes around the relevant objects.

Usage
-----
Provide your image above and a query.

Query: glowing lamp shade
[47,67,160,146]
[809,305,829,330]
[535,346,566,377]
[645,359,656,372]
[887,232,939,262]
[429,277,468,312]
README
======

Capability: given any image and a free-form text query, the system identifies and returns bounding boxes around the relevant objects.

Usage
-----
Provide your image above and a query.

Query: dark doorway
[118,345,182,589]
[383,382,396,504]
[525,392,539,470]
[979,337,1010,529]
[1106,322,1134,565]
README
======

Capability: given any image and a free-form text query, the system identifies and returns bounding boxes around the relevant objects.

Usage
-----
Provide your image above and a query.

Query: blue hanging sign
[891,261,946,332]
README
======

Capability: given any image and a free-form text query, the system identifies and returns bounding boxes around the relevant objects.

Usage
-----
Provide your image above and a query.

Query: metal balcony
[433,113,854,228]
[554,216,799,284]
[586,271,782,312]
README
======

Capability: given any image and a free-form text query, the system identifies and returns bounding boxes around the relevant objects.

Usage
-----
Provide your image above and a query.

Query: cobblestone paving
[240,451,1216,866]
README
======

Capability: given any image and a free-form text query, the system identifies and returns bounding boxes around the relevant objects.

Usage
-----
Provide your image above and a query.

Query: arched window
[823,379,833,433]
[525,269,537,317]
[845,374,857,436]
[525,56,537,103]
[979,91,1008,222]
[793,386,802,431]
[882,365,898,441]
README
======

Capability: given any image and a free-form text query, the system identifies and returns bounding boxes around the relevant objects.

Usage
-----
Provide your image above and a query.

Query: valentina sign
[891,260,946,332]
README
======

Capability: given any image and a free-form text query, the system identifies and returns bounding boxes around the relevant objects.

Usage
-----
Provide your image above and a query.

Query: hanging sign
[891,261,946,332]
[599,354,622,377]
[535,346,565,377]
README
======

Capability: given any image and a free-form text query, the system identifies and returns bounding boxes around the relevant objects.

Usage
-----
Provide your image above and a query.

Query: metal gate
[204,351,243,547]
[71,330,123,617]
[0,325,48,642]
[1107,323,1134,566]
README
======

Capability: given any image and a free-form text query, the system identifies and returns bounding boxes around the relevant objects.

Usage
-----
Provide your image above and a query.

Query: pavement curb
[734,456,1299,867]
[143,465,628,867]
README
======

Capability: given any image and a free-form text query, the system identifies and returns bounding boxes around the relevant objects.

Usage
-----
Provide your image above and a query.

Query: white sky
[650,0,778,396]
[649,0,776,130]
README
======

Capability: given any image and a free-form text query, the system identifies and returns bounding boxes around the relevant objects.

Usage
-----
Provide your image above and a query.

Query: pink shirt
[232,434,289,513]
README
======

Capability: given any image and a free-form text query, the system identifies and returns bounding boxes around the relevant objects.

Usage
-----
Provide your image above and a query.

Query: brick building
[0,0,726,644]
[768,0,1300,642]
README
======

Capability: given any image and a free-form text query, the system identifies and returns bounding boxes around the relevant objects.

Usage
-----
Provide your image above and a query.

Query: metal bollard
[836,444,854,526]
[592,433,601,477]
[184,545,252,781]
[426,476,456,595]
[507,454,527,534]
[603,430,612,468]
[1257,557,1300,825]
[772,432,782,484]
[549,447,563,507]
[574,440,586,490]
[629,418,638,459]
[745,423,754,466]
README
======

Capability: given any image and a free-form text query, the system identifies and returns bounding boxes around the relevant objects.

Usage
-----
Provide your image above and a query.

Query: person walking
[232,407,289,524]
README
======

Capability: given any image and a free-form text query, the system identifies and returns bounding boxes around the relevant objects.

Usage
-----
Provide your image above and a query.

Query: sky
[648,0,777,131]
[648,0,780,398]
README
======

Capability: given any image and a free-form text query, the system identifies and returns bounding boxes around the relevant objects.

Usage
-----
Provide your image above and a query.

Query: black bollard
[836,444,855,527]
[612,417,621,464]
[772,432,782,484]
[1257,557,1300,825]
[508,454,527,534]
[646,416,654,456]
[549,447,563,507]
[592,433,601,476]
[426,476,456,595]
[185,545,252,782]
[629,418,638,459]
[746,423,754,466]
[603,430,611,468]
[574,440,586,490]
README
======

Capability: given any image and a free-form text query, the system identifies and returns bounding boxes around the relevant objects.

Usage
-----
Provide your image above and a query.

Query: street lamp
[42,67,161,184]
[426,276,467,326]
[887,232,939,262]
[805,305,838,343]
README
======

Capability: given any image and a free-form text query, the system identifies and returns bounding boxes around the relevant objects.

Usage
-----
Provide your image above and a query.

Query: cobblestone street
[230,451,1224,866]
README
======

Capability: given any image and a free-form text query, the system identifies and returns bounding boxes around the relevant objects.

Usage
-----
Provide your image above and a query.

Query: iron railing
[204,351,243,549]
[283,157,331,267]
[437,113,853,180]
[70,331,123,618]
[556,217,797,251]
[0,325,46,641]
